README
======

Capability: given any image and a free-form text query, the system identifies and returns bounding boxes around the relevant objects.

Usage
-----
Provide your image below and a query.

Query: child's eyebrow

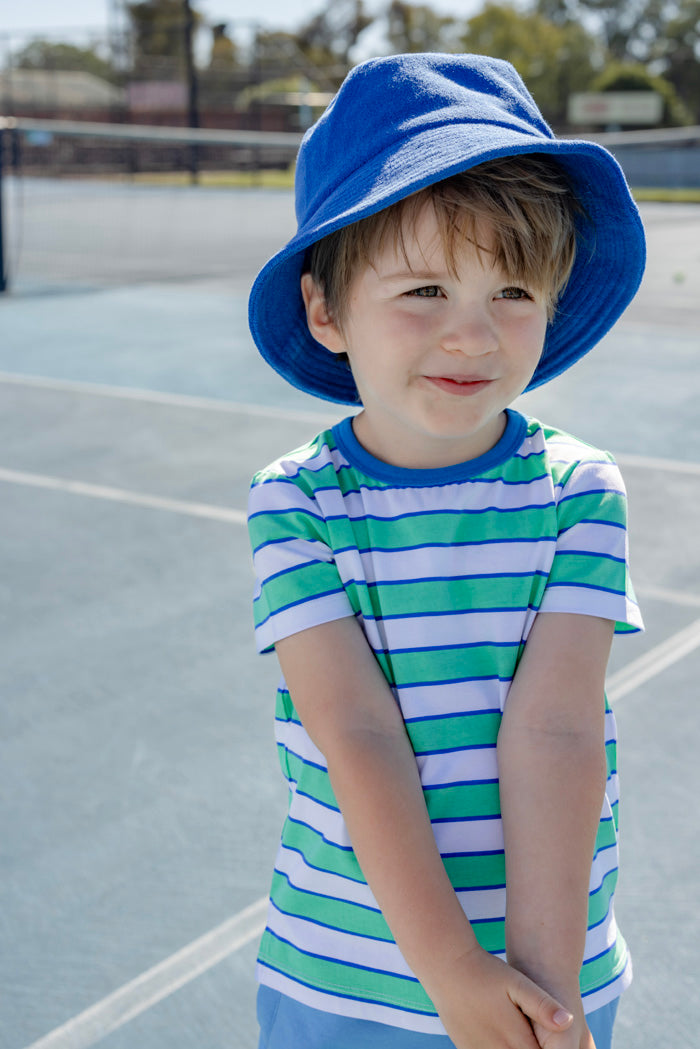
[375,266,449,282]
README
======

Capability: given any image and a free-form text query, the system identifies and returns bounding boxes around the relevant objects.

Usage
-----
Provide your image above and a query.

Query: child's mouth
[425,376,492,396]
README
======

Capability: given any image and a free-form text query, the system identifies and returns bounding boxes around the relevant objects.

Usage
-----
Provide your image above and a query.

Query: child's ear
[300,273,346,355]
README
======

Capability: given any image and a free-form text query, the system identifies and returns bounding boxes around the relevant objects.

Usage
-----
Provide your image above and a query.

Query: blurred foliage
[127,0,201,67]
[591,61,693,126]
[209,24,237,70]
[13,40,119,83]
[386,2,461,52]
[461,3,601,124]
[9,0,700,124]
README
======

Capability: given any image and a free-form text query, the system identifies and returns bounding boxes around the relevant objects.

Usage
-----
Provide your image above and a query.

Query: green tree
[14,40,118,82]
[652,0,700,121]
[127,0,202,75]
[295,0,374,68]
[592,61,693,126]
[461,3,600,124]
[251,2,374,90]
[209,23,237,70]
[535,0,700,120]
[386,1,460,53]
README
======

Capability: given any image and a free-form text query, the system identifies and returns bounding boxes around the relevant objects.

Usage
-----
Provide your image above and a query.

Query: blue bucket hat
[248,52,646,404]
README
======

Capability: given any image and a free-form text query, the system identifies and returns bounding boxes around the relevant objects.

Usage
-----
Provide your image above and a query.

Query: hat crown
[295,53,554,227]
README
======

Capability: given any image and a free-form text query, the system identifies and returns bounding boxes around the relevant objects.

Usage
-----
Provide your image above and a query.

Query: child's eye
[406,285,442,298]
[496,286,533,301]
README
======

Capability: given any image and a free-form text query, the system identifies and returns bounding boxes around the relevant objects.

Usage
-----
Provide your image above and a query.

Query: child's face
[302,204,549,469]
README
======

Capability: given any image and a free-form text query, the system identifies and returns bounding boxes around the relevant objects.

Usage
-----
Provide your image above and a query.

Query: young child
[246,53,645,1049]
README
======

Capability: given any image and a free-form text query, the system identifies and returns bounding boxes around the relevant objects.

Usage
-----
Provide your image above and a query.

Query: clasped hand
[428,945,595,1049]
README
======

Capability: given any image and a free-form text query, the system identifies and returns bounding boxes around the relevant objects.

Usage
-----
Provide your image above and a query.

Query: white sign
[568,92,663,126]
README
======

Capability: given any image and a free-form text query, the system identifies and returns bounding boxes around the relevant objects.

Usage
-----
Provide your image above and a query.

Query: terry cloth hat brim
[248,53,646,404]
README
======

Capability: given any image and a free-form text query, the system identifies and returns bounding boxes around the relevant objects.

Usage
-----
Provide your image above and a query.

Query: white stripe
[276,844,377,910]
[0,370,340,424]
[352,540,555,583]
[268,903,414,976]
[0,467,247,524]
[607,617,700,701]
[362,609,529,653]
[22,897,268,1049]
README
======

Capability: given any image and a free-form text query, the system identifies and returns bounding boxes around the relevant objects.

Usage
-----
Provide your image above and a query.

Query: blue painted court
[1,183,699,1049]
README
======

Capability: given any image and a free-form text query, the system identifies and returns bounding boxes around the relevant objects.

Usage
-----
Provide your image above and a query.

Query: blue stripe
[558,487,625,506]
[559,517,626,536]
[405,708,501,724]
[264,927,421,985]
[333,504,557,523]
[365,570,549,589]
[267,897,392,944]
[414,742,498,758]
[332,535,557,555]
[286,814,354,853]
[554,548,627,565]
[581,958,630,1000]
[441,847,504,860]
[274,865,376,907]
[257,960,438,1017]
[361,604,539,622]
[384,639,521,656]
[400,674,511,689]
[248,505,323,526]
[544,580,627,598]
[589,866,619,899]
[430,812,501,825]
[277,844,366,886]
[254,585,348,628]
[423,777,499,791]
[293,788,340,814]
[454,880,507,892]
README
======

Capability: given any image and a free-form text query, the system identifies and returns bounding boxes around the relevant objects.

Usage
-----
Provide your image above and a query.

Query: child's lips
[424,375,494,396]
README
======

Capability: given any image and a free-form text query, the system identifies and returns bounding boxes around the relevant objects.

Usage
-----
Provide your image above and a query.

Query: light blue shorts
[257,985,619,1049]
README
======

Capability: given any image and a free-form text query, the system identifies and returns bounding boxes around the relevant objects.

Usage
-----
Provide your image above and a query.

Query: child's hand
[532,1009,596,1049]
[428,945,573,1048]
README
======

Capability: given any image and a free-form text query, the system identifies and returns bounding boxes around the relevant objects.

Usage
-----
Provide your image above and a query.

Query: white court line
[607,616,700,701]
[22,896,268,1049]
[2,369,698,475]
[635,583,700,609]
[0,467,247,524]
[0,370,341,425]
[615,451,700,477]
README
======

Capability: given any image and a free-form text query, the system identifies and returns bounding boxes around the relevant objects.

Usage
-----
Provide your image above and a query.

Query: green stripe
[270,869,390,940]
[387,644,522,686]
[580,935,628,994]
[259,929,437,1014]
[350,507,555,547]
[425,780,501,820]
[407,711,502,754]
[443,851,506,889]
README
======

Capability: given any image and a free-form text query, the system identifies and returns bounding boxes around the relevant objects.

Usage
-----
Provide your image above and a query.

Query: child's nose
[439,309,497,357]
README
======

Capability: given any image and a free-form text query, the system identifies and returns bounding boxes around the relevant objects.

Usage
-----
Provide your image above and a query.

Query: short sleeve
[247,473,354,653]
[539,456,643,634]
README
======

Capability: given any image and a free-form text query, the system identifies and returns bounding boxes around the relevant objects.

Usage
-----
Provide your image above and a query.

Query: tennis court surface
[2,186,699,1049]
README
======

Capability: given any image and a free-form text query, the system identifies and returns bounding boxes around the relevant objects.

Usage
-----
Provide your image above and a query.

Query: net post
[0,120,7,293]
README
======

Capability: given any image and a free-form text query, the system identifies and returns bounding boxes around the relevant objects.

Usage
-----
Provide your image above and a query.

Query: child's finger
[509,975,574,1033]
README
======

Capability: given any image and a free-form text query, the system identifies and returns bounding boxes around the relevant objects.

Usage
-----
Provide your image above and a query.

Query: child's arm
[498,611,615,1048]
[275,615,574,1048]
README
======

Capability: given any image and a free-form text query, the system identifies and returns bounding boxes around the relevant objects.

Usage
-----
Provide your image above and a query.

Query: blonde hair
[307,154,582,325]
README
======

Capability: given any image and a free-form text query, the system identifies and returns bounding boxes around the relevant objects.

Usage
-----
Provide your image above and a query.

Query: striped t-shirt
[247,409,643,1035]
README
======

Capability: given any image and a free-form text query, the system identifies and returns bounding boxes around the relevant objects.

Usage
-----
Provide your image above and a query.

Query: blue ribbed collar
[331,409,528,486]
